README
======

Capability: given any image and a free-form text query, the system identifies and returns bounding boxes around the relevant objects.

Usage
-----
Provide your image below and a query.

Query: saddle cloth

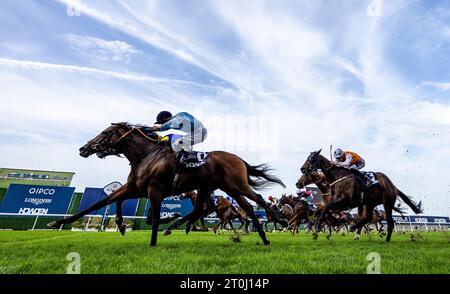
[361,171,378,190]
[179,151,209,169]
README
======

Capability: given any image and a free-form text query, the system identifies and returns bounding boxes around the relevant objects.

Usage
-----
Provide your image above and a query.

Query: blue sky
[0,0,449,215]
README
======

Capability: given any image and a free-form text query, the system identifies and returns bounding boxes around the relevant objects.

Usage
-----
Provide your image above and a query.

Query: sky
[0,0,449,215]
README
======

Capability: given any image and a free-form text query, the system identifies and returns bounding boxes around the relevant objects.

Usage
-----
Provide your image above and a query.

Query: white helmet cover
[334,148,344,159]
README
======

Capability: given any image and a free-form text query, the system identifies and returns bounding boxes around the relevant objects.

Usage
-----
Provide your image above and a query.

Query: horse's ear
[317,148,322,154]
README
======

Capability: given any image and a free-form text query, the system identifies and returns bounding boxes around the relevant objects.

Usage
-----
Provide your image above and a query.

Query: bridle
[88,125,162,158]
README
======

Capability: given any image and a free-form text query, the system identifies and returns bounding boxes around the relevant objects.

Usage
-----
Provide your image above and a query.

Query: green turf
[0,230,448,274]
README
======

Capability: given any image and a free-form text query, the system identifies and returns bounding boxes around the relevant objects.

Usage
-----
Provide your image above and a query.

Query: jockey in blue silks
[149,111,208,163]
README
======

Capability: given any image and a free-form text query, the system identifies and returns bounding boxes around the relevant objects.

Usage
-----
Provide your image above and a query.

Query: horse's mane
[112,122,133,130]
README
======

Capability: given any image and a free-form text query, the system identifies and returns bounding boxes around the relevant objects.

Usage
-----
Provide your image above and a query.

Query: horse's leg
[238,217,245,231]
[185,190,211,234]
[228,192,270,245]
[244,219,250,234]
[48,184,131,228]
[164,190,208,235]
[115,199,126,236]
[229,221,237,234]
[350,205,375,233]
[384,204,395,242]
[200,217,208,231]
[147,188,163,247]
[353,206,364,240]
[213,219,222,233]
[241,190,287,227]
[316,197,349,231]
[264,221,270,232]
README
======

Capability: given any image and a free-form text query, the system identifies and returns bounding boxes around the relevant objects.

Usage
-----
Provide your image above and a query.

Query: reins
[329,176,351,187]
[114,127,160,146]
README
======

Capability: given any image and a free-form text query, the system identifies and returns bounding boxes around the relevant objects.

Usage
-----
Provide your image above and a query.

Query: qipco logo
[28,188,56,195]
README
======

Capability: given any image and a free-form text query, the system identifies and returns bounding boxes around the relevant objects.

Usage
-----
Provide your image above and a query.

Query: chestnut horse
[48,123,286,246]
[212,196,250,233]
[300,149,422,242]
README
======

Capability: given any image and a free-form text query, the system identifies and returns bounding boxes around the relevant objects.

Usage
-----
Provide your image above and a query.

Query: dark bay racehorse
[278,195,310,235]
[48,123,286,246]
[300,149,423,242]
[264,196,292,232]
[297,170,405,239]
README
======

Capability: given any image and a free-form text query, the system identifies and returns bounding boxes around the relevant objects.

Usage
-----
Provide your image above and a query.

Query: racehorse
[180,191,213,231]
[300,149,423,242]
[264,195,293,232]
[48,123,286,246]
[278,195,310,235]
[212,196,250,233]
[297,170,405,239]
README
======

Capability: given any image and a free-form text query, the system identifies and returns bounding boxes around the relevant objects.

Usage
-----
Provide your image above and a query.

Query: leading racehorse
[48,123,286,246]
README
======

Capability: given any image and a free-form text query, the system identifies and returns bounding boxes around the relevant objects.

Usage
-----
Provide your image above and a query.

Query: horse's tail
[243,161,286,190]
[393,206,406,217]
[397,189,423,214]
[381,173,423,214]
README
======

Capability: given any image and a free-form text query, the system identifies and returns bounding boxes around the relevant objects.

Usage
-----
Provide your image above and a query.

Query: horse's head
[214,196,230,209]
[296,170,325,189]
[278,194,289,206]
[300,149,330,174]
[79,122,132,159]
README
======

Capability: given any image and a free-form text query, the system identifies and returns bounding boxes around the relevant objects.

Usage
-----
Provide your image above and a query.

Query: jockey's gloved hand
[151,124,162,131]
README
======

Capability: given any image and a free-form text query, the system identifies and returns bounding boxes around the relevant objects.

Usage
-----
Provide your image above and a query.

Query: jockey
[333,148,365,170]
[268,195,278,205]
[296,190,316,209]
[333,148,379,187]
[150,111,207,163]
[225,195,239,208]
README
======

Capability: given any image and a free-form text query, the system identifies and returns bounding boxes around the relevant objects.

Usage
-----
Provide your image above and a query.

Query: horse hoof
[119,226,126,236]
[264,241,271,246]
[353,235,360,241]
[163,230,172,236]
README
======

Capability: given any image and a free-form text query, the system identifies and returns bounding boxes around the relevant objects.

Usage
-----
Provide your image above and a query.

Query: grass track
[0,230,449,274]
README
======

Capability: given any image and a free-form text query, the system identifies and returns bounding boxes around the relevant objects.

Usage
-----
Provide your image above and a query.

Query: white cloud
[421,81,450,91]
[63,34,140,62]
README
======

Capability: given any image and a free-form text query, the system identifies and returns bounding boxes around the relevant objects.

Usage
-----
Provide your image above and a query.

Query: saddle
[172,151,209,192]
